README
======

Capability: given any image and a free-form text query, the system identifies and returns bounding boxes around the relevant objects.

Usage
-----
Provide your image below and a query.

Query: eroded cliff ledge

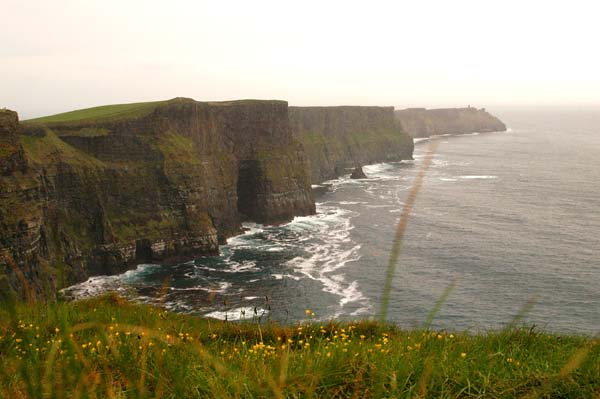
[0,99,315,299]
[394,107,506,138]
[289,106,414,183]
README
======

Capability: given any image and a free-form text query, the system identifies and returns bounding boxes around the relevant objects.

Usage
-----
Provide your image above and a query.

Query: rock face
[0,98,315,300]
[350,166,367,179]
[0,109,28,176]
[394,107,506,138]
[289,106,413,183]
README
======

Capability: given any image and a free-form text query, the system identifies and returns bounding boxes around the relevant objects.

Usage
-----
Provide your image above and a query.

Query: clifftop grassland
[0,295,597,398]
[25,100,168,124]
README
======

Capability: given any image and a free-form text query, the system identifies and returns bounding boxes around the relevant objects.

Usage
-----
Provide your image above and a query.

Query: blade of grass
[521,337,598,399]
[380,139,440,322]
[505,295,538,331]
[422,279,457,330]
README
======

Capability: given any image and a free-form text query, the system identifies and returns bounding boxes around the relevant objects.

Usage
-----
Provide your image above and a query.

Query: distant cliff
[290,106,413,183]
[394,107,506,138]
[0,99,315,300]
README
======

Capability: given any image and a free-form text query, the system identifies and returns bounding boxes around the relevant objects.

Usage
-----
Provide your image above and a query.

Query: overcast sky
[2,0,599,119]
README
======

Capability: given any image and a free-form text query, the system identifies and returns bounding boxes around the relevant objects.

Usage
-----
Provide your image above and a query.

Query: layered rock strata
[0,99,315,299]
[289,106,414,183]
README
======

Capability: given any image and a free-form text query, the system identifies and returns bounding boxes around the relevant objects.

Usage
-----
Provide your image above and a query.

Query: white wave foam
[339,281,368,306]
[265,246,285,252]
[169,281,230,293]
[362,162,405,181]
[439,177,458,182]
[363,162,394,175]
[281,203,370,313]
[163,301,194,313]
[225,223,265,246]
[205,306,268,321]
[193,259,258,274]
[60,275,124,299]
[458,175,498,180]
[60,263,161,299]
[271,273,302,281]
[121,263,161,279]
[218,281,232,291]
[350,306,373,316]
[170,281,231,293]
[229,260,259,272]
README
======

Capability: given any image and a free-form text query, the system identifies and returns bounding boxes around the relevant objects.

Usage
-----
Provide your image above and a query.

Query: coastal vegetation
[24,100,167,124]
[0,294,598,398]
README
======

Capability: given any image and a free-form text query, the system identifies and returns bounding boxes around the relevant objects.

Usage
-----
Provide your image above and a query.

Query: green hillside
[25,100,167,124]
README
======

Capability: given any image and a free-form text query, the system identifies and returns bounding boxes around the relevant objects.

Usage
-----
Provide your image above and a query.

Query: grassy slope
[24,100,167,124]
[0,296,597,398]
[23,98,281,125]
[20,129,105,167]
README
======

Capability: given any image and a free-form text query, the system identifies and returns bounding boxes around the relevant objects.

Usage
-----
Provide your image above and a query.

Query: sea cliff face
[394,107,506,138]
[289,106,414,183]
[0,99,315,299]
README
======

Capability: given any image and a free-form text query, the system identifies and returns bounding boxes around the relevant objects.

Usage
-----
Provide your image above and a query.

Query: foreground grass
[0,295,597,398]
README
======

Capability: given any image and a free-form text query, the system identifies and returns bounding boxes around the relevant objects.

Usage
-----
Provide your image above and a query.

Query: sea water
[62,106,600,334]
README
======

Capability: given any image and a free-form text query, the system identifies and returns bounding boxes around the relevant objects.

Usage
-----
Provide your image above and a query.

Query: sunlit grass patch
[24,100,167,124]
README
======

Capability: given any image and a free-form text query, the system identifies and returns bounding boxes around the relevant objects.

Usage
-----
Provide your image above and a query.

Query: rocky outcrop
[0,109,28,176]
[394,107,506,138]
[350,166,367,179]
[289,106,413,183]
[0,98,315,300]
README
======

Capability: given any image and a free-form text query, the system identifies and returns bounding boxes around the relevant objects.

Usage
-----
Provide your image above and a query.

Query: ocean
[62,107,600,334]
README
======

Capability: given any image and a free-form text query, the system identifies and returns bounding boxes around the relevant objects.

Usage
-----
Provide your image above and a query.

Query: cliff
[0,99,315,300]
[289,106,414,183]
[394,107,506,138]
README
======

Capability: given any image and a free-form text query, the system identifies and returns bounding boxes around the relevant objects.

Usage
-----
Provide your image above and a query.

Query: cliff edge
[394,107,506,138]
[290,106,414,183]
[0,99,315,299]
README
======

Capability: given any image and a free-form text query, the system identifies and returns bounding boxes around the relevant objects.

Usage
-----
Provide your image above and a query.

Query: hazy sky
[2,0,599,119]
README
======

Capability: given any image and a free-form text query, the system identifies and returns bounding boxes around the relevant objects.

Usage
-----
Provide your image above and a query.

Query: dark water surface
[63,107,600,334]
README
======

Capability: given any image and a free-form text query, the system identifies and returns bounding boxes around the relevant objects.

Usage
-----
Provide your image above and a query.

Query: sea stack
[350,166,367,179]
